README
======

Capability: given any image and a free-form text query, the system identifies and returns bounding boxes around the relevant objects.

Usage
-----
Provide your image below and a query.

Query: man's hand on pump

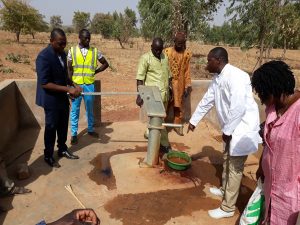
[68,86,82,98]
[136,95,144,107]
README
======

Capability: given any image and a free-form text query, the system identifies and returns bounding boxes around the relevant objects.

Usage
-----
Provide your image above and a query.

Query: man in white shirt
[187,47,261,219]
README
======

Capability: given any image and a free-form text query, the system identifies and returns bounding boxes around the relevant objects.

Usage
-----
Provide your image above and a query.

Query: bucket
[166,151,192,170]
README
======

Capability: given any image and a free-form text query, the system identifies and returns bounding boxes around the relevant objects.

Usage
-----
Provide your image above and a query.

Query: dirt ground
[0,121,260,225]
[0,31,299,224]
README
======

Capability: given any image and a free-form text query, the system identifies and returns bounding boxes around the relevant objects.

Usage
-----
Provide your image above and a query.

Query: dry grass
[0,31,299,85]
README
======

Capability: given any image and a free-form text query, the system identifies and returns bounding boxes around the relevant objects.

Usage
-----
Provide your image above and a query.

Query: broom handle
[65,185,86,209]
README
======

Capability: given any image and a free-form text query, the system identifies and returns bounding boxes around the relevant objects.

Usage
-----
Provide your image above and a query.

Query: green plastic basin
[166,151,192,171]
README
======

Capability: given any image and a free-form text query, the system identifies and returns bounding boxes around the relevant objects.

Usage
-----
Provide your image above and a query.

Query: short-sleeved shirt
[136,51,171,102]
[67,44,103,62]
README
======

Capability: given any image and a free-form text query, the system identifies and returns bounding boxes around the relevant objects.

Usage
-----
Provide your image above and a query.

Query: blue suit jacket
[36,45,69,109]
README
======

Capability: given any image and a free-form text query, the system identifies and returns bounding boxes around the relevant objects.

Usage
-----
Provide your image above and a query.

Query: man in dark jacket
[36,28,82,168]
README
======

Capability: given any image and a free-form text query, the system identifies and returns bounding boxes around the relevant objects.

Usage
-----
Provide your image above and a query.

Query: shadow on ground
[0,122,113,224]
[0,128,40,225]
[100,145,255,225]
[88,145,147,190]
[67,122,114,155]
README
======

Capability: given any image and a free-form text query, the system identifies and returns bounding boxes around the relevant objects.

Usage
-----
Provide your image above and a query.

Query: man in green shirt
[136,37,172,153]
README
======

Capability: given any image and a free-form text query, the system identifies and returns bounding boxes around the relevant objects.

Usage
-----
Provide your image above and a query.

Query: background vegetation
[0,0,299,65]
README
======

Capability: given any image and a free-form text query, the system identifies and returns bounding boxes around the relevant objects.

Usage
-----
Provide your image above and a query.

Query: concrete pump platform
[0,80,263,225]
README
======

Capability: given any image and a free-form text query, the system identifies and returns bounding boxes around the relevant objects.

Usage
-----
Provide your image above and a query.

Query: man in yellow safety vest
[68,29,109,145]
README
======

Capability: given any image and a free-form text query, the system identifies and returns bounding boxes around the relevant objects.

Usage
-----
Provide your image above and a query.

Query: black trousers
[44,107,69,158]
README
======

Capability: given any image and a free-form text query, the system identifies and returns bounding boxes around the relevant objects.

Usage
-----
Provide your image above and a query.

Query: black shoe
[0,206,7,213]
[88,131,99,138]
[44,157,61,168]
[160,145,172,154]
[58,150,79,159]
[71,136,78,145]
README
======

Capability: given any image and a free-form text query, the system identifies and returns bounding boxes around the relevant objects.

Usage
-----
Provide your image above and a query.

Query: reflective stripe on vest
[71,46,98,84]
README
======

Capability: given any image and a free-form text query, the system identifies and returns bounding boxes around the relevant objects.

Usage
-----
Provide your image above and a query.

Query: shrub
[5,53,30,64]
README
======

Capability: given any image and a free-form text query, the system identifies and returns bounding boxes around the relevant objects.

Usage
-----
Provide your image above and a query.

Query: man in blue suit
[36,28,82,168]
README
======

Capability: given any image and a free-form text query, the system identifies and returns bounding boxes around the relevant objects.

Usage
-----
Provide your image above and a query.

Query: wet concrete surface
[0,120,260,225]
[88,146,147,190]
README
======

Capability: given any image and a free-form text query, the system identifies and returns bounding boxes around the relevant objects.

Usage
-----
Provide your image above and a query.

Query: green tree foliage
[50,15,63,29]
[23,10,48,39]
[226,0,300,65]
[72,11,90,33]
[202,21,240,46]
[0,0,48,42]
[91,13,114,38]
[90,8,137,49]
[63,25,74,34]
[111,8,137,48]
[274,2,300,54]
[138,0,222,42]
[138,0,172,41]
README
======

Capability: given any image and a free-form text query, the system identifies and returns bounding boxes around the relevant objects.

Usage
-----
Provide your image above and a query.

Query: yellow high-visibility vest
[71,46,98,84]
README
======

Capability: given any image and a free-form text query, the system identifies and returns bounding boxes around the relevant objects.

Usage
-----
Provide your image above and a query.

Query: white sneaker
[208,207,234,219]
[209,187,224,197]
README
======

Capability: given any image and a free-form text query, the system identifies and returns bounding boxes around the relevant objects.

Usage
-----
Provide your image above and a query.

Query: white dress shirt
[190,64,261,156]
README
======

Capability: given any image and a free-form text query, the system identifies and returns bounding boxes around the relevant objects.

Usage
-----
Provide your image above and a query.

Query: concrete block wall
[140,80,265,128]
[0,80,19,152]
[15,80,43,128]
[0,79,101,154]
[178,80,265,128]
[188,80,220,128]
[164,80,220,129]
[12,79,101,127]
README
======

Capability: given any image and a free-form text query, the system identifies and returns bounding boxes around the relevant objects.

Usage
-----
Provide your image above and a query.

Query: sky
[29,0,229,26]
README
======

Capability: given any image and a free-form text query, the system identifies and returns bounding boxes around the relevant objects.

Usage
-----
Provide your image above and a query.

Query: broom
[64,184,86,209]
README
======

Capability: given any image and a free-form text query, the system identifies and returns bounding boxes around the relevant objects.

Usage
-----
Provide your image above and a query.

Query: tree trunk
[252,35,265,73]
[117,38,125,49]
[258,37,265,67]
[184,21,189,37]
[31,33,35,39]
[281,37,286,60]
[16,31,20,42]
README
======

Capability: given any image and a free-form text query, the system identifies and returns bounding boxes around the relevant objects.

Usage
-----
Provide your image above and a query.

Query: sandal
[9,186,32,195]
